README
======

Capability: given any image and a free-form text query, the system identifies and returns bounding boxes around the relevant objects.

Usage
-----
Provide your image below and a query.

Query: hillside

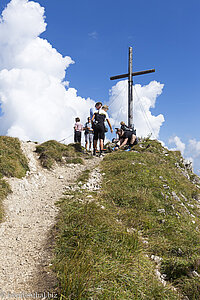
[53,139,200,299]
[0,137,200,299]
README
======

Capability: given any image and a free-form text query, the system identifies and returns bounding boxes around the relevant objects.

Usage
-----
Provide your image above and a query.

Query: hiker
[120,121,137,135]
[74,117,83,143]
[90,102,102,120]
[115,128,137,150]
[92,104,113,157]
[84,117,93,151]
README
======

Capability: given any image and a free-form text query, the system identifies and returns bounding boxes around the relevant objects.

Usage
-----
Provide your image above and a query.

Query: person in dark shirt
[91,106,113,156]
[116,128,137,150]
[74,117,83,143]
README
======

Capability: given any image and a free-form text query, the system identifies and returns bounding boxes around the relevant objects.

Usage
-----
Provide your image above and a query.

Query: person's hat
[102,105,109,110]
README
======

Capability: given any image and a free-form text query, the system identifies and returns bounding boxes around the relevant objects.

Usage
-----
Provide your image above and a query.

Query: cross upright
[110,47,155,128]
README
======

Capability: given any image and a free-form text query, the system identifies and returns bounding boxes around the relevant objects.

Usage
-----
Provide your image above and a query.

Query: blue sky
[0,0,200,172]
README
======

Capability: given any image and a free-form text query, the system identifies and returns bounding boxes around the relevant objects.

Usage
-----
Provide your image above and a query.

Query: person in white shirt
[84,117,93,151]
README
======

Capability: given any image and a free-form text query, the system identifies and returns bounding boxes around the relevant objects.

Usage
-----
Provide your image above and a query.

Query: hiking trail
[0,142,100,298]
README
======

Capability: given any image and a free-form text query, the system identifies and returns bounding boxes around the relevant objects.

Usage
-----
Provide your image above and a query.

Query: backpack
[93,112,106,127]
[121,124,137,136]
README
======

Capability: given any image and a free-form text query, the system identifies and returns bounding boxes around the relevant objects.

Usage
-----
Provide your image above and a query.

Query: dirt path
[0,142,100,299]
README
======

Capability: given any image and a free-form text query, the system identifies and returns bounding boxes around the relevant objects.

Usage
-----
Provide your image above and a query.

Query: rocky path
[0,142,100,299]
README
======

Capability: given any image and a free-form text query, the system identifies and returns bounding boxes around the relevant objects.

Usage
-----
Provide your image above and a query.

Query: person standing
[84,117,93,151]
[74,117,83,143]
[92,105,113,157]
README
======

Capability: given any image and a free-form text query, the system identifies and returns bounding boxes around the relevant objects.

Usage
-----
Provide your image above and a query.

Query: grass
[0,136,29,178]
[0,136,29,221]
[35,140,85,169]
[53,138,200,299]
[76,169,91,185]
[100,139,200,299]
[54,190,179,299]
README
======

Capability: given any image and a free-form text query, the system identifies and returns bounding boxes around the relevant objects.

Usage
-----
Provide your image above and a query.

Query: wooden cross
[110,47,155,128]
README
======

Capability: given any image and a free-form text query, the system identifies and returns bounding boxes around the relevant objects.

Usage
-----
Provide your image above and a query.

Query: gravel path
[0,142,100,299]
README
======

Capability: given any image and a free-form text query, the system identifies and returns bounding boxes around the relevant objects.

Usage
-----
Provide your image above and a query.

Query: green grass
[0,136,29,178]
[53,139,200,299]
[76,169,91,185]
[36,140,85,169]
[100,139,200,299]
[0,136,29,221]
[54,192,179,299]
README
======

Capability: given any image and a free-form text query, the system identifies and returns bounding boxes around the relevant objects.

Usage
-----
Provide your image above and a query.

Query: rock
[157,209,165,214]
[191,270,200,277]
[163,185,170,190]
[151,255,162,265]
[180,193,188,202]
[178,248,183,255]
[187,204,194,208]
[59,175,64,179]
[172,191,181,202]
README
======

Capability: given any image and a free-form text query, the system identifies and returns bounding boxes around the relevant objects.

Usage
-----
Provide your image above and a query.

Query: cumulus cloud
[108,80,165,138]
[188,139,200,158]
[169,136,186,155]
[0,0,95,143]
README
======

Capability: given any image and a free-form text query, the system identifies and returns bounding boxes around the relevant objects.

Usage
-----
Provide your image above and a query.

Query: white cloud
[108,80,165,138]
[169,136,185,155]
[0,0,95,143]
[88,31,98,39]
[188,139,200,158]
[186,139,200,174]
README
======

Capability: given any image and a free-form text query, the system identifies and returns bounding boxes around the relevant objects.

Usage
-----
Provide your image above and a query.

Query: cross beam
[110,69,155,81]
[110,47,155,127]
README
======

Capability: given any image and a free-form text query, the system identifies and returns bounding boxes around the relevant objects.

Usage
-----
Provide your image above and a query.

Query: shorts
[85,132,93,143]
[93,125,105,140]
[128,135,138,146]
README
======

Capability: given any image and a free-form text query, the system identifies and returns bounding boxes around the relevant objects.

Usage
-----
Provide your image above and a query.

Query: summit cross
[110,47,155,127]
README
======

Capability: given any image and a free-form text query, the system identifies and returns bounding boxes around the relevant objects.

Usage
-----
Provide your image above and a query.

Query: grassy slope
[35,140,85,169]
[101,140,200,299]
[0,136,29,221]
[54,193,178,299]
[53,139,200,299]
